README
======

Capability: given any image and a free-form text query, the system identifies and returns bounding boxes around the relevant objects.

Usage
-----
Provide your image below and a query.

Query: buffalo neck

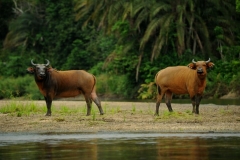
[34,72,51,85]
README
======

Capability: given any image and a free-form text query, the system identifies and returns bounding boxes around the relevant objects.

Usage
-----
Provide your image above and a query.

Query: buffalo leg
[91,92,104,115]
[155,101,161,116]
[165,91,173,112]
[44,96,52,116]
[191,96,197,113]
[85,96,92,116]
[195,95,202,114]
[155,86,164,116]
[191,96,196,114]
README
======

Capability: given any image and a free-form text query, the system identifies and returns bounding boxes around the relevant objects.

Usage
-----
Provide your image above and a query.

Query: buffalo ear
[47,67,52,72]
[187,63,196,69]
[27,67,35,74]
[207,62,214,69]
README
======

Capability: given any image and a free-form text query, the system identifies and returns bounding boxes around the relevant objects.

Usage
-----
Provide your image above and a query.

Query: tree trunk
[136,52,143,82]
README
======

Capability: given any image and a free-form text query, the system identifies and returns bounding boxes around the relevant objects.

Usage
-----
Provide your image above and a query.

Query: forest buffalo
[154,58,214,116]
[27,59,104,116]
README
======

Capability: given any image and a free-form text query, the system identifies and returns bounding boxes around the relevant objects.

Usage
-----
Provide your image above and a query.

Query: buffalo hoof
[45,113,51,116]
[100,113,104,115]
[154,113,159,116]
[192,111,199,114]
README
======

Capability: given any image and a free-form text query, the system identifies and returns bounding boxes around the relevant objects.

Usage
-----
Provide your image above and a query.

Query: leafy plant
[138,82,156,99]
[96,73,135,99]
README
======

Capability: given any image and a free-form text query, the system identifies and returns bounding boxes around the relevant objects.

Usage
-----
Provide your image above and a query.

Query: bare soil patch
[0,100,240,133]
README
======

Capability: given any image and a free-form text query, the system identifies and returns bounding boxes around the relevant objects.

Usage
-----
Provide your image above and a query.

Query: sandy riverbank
[0,100,240,133]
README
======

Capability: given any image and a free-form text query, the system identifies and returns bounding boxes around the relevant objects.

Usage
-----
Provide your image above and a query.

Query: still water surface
[0,132,240,160]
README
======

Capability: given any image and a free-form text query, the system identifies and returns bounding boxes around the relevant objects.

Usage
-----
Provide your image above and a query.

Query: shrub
[231,73,240,95]
[25,80,44,100]
[96,73,134,98]
[137,82,156,99]
[0,76,31,99]
[0,75,43,100]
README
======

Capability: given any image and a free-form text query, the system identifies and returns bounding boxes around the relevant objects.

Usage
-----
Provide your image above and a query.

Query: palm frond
[4,12,41,49]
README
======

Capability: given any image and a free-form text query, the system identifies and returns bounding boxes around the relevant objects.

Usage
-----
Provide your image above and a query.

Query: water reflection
[0,133,240,160]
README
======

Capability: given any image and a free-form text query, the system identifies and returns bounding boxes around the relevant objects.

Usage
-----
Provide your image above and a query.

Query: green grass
[59,105,70,113]
[123,112,126,122]
[219,108,233,115]
[0,101,44,116]
[0,101,87,117]
[155,110,200,122]
[81,105,87,114]
[131,104,136,113]
[116,106,121,113]
[0,101,201,123]
[91,107,96,121]
[147,106,154,115]
[103,103,108,114]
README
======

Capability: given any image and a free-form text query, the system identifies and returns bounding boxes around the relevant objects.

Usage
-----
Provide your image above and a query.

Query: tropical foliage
[0,0,239,100]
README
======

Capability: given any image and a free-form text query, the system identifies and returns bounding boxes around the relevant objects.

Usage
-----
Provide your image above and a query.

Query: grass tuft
[55,117,65,122]
[0,101,44,116]
[92,109,96,121]
[131,104,136,114]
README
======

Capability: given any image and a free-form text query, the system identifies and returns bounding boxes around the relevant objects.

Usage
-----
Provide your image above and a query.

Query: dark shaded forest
[0,0,240,100]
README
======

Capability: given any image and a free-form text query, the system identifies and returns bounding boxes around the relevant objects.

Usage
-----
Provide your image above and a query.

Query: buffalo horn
[205,58,211,63]
[45,59,50,66]
[192,59,197,64]
[31,59,37,66]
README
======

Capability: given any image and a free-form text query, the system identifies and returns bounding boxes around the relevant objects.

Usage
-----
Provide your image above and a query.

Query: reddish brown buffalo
[27,59,104,116]
[155,59,214,116]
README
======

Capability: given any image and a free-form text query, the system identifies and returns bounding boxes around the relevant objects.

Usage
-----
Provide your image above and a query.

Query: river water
[0,132,240,160]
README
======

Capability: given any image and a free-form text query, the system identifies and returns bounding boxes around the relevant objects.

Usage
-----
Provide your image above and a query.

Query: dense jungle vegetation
[0,0,240,100]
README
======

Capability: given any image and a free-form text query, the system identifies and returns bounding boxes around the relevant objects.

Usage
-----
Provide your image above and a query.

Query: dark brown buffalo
[27,59,104,116]
[155,58,214,116]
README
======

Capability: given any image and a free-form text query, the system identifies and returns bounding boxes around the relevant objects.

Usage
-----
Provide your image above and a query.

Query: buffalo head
[27,59,50,79]
[187,58,214,77]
